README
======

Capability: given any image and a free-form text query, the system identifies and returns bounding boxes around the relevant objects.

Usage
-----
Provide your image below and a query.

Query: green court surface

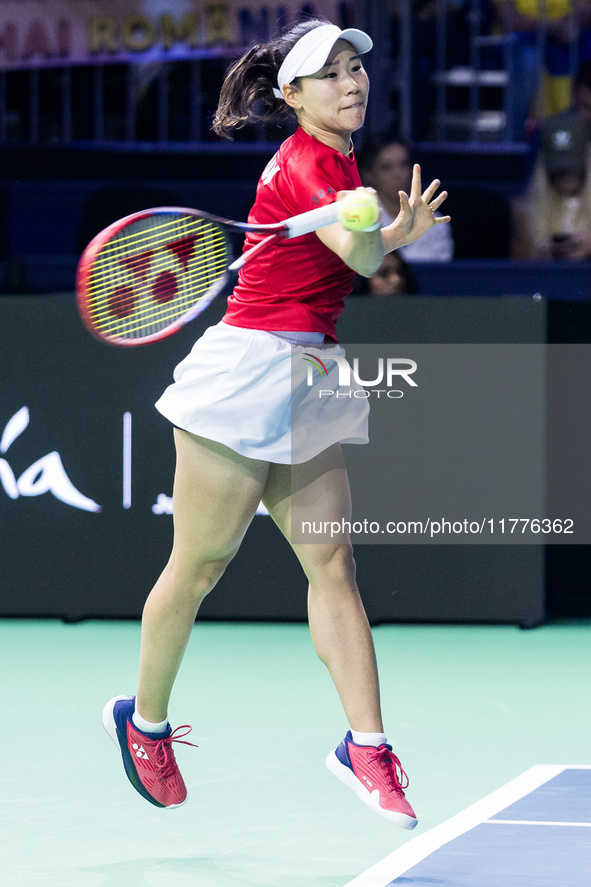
[1,618,589,886]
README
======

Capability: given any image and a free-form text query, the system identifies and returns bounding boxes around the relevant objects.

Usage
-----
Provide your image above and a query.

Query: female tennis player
[102,19,449,828]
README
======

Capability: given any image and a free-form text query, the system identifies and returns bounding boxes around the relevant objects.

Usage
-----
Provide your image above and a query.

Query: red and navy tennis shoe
[102,695,197,809]
[326,731,418,829]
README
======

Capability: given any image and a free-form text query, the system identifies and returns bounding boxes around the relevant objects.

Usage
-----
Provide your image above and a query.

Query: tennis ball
[338,192,380,232]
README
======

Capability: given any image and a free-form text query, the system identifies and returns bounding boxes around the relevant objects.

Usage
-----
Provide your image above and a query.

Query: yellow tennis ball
[338,192,380,232]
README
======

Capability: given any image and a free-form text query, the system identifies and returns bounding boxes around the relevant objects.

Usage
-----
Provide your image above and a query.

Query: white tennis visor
[272,24,373,100]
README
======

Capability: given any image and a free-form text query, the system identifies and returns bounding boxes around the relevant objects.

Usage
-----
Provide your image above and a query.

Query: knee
[167,550,237,605]
[303,543,357,588]
[194,557,232,598]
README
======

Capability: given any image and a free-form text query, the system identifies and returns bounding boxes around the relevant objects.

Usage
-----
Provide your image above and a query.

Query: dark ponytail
[212,19,328,139]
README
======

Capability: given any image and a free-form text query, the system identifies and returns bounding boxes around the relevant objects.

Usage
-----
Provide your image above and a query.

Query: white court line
[123,411,132,509]
[484,819,591,827]
[342,765,591,887]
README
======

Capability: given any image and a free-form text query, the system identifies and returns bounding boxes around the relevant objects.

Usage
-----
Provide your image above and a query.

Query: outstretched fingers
[409,165,451,220]
[428,190,451,223]
[392,165,450,247]
[421,176,441,203]
[422,174,450,223]
[409,163,442,201]
[398,189,411,214]
[408,163,423,202]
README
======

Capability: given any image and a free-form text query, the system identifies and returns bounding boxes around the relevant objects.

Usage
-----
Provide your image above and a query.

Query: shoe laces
[152,726,198,780]
[368,746,410,792]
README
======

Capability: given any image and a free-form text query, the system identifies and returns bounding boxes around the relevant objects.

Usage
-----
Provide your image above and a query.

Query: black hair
[351,251,420,296]
[356,135,412,176]
[212,19,329,139]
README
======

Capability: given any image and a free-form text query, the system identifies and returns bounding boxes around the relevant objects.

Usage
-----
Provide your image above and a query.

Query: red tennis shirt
[223,127,362,341]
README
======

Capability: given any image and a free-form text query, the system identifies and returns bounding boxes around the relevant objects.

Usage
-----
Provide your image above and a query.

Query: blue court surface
[344,765,591,887]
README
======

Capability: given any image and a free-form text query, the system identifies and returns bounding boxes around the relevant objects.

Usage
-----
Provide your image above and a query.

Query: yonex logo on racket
[106,232,204,321]
[80,211,231,345]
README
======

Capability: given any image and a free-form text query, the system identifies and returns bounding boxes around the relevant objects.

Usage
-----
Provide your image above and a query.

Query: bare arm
[315,187,384,277]
[315,219,384,278]
[316,166,450,278]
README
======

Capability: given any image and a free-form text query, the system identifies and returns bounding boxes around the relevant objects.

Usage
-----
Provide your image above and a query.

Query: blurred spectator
[568,59,591,129]
[359,139,454,262]
[351,250,419,297]
[369,251,420,296]
[494,0,591,139]
[513,113,591,259]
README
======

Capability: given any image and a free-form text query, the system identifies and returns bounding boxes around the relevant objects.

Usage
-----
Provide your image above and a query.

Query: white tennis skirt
[155,321,369,464]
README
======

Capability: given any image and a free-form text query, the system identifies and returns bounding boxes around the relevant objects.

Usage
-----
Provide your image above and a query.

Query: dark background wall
[3,291,589,626]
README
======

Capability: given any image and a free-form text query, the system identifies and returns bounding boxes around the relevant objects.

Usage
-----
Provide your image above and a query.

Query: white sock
[132,708,169,735]
[351,730,388,748]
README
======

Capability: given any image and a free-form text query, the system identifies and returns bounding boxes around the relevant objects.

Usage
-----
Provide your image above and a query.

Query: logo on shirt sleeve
[312,186,337,205]
[261,154,280,185]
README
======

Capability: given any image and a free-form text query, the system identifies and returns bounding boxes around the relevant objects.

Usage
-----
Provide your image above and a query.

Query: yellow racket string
[85,214,230,339]
[94,214,209,256]
[89,262,227,336]
[86,215,225,298]
[89,250,225,331]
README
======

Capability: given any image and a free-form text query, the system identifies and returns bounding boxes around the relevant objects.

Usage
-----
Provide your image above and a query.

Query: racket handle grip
[284,202,340,238]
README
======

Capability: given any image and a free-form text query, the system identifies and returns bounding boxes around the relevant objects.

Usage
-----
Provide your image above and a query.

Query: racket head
[76,207,232,346]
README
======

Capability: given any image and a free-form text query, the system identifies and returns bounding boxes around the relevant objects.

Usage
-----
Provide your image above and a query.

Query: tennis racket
[76,202,341,346]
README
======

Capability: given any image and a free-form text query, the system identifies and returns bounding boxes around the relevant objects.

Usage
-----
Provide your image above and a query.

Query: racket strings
[94,214,205,258]
[89,219,227,330]
[85,214,230,340]
[90,250,223,330]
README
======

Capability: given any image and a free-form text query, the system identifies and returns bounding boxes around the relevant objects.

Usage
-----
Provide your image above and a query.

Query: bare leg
[262,444,383,733]
[136,429,269,723]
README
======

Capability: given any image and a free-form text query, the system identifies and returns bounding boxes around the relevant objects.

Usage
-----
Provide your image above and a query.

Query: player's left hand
[386,164,450,248]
